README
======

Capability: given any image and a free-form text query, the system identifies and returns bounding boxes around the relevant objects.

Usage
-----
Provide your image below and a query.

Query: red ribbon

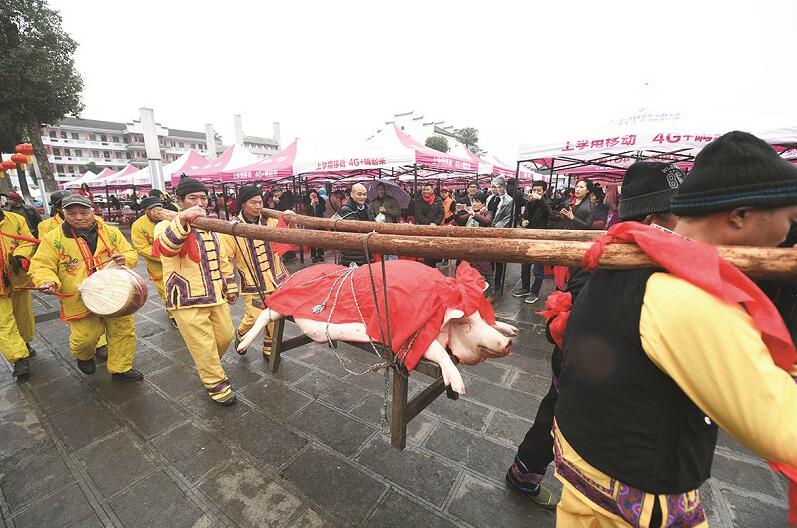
[535,290,572,349]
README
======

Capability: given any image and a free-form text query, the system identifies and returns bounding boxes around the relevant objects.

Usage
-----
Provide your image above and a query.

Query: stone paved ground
[0,251,789,527]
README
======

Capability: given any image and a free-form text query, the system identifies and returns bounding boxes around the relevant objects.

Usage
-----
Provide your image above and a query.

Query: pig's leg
[293,318,370,343]
[237,308,283,352]
[493,320,519,337]
[422,340,465,395]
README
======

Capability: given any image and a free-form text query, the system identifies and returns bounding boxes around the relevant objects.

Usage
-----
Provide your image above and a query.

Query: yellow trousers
[0,294,31,364]
[152,279,174,320]
[69,314,136,373]
[237,294,274,355]
[172,303,234,401]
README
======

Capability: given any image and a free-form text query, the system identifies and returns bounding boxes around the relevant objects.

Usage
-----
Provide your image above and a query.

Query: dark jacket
[522,198,551,229]
[6,203,42,237]
[368,195,401,223]
[305,196,327,218]
[274,191,295,212]
[338,197,374,266]
[566,198,595,230]
[415,196,444,225]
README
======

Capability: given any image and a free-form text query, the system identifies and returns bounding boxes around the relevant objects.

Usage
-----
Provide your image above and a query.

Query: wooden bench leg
[390,366,409,450]
[269,317,285,373]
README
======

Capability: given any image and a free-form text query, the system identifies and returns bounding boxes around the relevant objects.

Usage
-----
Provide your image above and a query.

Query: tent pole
[105,184,111,221]
[297,174,305,265]
[221,182,229,220]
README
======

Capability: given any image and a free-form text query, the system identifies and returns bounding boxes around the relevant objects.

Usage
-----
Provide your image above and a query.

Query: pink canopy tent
[183,144,260,184]
[219,141,298,183]
[115,150,210,188]
[89,165,138,189]
[62,170,99,190]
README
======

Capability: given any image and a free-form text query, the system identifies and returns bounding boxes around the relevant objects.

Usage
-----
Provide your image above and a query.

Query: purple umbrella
[363,180,411,209]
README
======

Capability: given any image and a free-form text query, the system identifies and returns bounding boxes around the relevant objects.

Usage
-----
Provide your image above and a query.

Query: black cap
[62,194,94,209]
[140,196,163,210]
[671,131,797,216]
[175,177,208,198]
[619,162,683,220]
[236,185,262,211]
[49,190,72,207]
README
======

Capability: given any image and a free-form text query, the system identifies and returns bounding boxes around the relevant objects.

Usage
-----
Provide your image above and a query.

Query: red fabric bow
[583,222,797,525]
[152,231,201,264]
[535,290,572,349]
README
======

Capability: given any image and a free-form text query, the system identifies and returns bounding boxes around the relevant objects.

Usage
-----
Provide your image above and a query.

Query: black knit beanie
[175,177,208,198]
[671,131,797,216]
[619,162,683,220]
[139,196,163,210]
[236,185,262,211]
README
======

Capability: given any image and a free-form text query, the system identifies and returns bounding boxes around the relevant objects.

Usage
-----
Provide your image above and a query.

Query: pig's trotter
[237,309,282,352]
[422,340,466,396]
[493,320,519,337]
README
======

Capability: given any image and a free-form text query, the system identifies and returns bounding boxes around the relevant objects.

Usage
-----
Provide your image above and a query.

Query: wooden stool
[268,317,458,449]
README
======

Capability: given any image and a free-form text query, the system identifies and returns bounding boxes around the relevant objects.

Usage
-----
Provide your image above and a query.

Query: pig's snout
[479,338,512,359]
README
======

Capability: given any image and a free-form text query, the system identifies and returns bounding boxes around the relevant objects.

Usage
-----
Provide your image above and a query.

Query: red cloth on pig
[266,260,495,370]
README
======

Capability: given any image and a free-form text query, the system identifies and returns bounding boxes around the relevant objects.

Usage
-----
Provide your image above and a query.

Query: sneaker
[512,288,531,298]
[169,317,178,329]
[214,393,237,406]
[318,255,325,262]
[12,358,30,378]
[505,463,558,510]
[76,358,96,375]
[111,368,144,382]
[25,343,37,358]
[95,345,108,359]
[524,295,539,304]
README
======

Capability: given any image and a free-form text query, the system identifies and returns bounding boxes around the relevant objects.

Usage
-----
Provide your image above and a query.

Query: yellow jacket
[131,214,163,281]
[220,213,288,295]
[155,217,238,310]
[29,218,138,321]
[0,211,36,296]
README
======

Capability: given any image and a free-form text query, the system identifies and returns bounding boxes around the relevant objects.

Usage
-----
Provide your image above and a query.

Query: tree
[0,0,84,193]
[454,127,483,155]
[79,161,103,174]
[425,135,449,153]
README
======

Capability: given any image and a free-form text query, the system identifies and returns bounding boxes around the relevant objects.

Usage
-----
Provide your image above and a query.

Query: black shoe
[235,333,247,356]
[311,255,318,263]
[112,368,144,382]
[170,317,178,329]
[512,288,531,298]
[76,358,96,375]
[12,358,30,378]
[95,345,108,359]
[318,255,325,262]
[214,394,237,406]
[25,343,37,358]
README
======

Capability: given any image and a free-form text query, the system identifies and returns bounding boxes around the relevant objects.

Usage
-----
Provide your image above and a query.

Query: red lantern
[15,143,34,156]
[10,153,28,165]
[2,160,16,170]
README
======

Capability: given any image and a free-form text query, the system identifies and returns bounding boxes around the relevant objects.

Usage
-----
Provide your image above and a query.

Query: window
[170,141,175,147]
[71,132,79,140]
[112,136,120,143]
[89,133,97,141]
[100,134,107,142]
[92,150,100,157]
[103,151,110,158]
[179,142,184,148]
[64,148,71,156]
[191,143,196,149]
[74,149,82,157]
[52,147,61,156]
[116,152,123,159]
[49,130,57,138]
[61,131,67,139]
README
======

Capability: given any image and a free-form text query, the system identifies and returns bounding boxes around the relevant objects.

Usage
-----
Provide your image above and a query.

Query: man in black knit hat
[552,131,797,526]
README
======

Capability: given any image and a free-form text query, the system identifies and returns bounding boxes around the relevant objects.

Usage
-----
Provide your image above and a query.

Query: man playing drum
[220,185,288,359]
[0,209,39,378]
[29,194,142,381]
[155,178,240,405]
[131,196,175,327]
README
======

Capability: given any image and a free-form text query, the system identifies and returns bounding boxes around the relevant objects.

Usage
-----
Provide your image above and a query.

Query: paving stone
[0,380,25,415]
[288,507,328,528]
[716,429,758,460]
[144,330,189,357]
[461,377,541,421]
[128,345,175,375]
[0,440,73,513]
[111,470,212,528]
[485,411,533,446]
[465,361,510,384]
[0,405,44,458]
[722,488,787,527]
[507,370,552,398]
[76,429,157,497]
[259,357,313,383]
[293,345,371,379]
[117,391,187,439]
[424,422,515,480]
[425,394,491,432]
[21,357,70,387]
[448,473,553,527]
[228,411,308,468]
[295,371,367,411]
[179,390,253,430]
[240,379,311,419]
[216,356,265,389]
[348,393,436,445]
[11,481,97,528]
[32,375,91,414]
[147,363,204,400]
[290,402,374,455]
[282,445,386,524]
[152,422,231,484]
[356,434,458,507]
[368,490,458,528]
[49,399,120,451]
[711,453,780,499]
[199,459,303,528]
[135,318,167,338]
[343,368,394,393]
[86,374,152,406]
[700,480,722,526]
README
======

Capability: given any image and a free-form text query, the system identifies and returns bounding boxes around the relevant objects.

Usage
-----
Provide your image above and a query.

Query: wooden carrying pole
[152,208,797,281]
[261,208,601,242]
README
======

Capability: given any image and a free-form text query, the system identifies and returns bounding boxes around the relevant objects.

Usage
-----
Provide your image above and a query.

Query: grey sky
[49,0,796,162]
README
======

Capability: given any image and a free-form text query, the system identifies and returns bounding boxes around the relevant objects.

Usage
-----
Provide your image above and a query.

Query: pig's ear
[442,308,465,326]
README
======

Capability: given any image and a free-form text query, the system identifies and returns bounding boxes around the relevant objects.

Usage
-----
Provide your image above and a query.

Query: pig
[236,261,517,395]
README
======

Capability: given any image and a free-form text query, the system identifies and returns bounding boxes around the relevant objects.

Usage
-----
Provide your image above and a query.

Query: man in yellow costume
[0,209,39,378]
[131,196,175,326]
[155,178,239,405]
[39,189,109,359]
[30,194,142,381]
[221,185,288,359]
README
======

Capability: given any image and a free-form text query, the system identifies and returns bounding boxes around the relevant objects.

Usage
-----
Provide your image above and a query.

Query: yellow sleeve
[111,227,139,268]
[131,219,156,261]
[219,233,239,264]
[218,234,238,294]
[157,217,189,256]
[640,272,797,467]
[29,237,61,288]
[11,217,36,260]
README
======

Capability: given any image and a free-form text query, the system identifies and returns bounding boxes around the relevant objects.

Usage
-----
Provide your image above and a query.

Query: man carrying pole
[131,196,175,327]
[220,185,288,359]
[155,178,240,405]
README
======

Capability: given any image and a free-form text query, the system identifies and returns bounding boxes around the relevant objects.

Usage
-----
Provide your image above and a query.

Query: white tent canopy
[62,170,98,190]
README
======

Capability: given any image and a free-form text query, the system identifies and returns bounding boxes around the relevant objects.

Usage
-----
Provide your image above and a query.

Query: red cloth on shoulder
[265,260,494,370]
[583,222,797,525]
